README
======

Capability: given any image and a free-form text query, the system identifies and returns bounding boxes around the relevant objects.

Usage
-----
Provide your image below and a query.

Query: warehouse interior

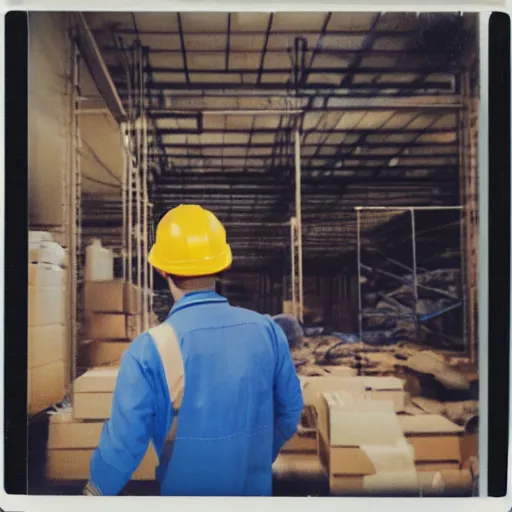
[28,12,480,496]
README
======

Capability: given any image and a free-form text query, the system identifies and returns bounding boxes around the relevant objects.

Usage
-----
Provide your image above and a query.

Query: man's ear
[156,269,167,279]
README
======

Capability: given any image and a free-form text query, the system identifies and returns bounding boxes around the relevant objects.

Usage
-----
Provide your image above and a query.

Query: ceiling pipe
[74,13,127,123]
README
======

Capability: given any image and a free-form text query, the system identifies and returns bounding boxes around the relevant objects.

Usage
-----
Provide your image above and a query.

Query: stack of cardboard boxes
[300,375,473,495]
[46,368,158,480]
[81,281,142,367]
[28,233,67,416]
[46,279,149,481]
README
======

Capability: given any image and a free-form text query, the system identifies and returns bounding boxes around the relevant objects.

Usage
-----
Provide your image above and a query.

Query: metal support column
[142,115,149,330]
[121,123,127,281]
[294,129,304,324]
[127,127,133,284]
[356,208,362,342]
[290,217,297,318]
[149,202,154,320]
[410,208,420,343]
[68,44,80,388]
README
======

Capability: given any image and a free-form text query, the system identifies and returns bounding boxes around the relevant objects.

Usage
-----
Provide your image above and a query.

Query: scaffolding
[355,206,466,352]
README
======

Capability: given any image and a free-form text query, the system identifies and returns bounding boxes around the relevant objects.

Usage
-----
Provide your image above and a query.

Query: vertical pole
[136,142,142,314]
[142,115,149,331]
[294,129,304,324]
[410,208,420,343]
[356,209,362,342]
[149,202,154,320]
[136,44,143,318]
[121,123,127,282]
[458,95,469,359]
[290,218,297,318]
[127,129,133,284]
[69,44,79,388]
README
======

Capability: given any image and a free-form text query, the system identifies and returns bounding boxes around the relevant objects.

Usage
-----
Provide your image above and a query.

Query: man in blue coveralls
[83,204,304,496]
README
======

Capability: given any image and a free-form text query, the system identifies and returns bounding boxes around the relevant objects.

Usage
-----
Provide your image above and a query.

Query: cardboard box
[301,376,405,415]
[398,415,464,463]
[81,341,130,367]
[48,420,104,450]
[28,325,66,369]
[84,281,141,315]
[74,367,119,393]
[73,393,113,420]
[318,392,417,495]
[416,461,461,472]
[46,447,158,481]
[28,360,65,415]
[85,313,141,340]
[28,285,65,327]
[460,433,478,468]
[418,470,473,494]
[282,432,317,453]
[73,367,119,420]
[273,453,325,479]
[363,376,406,412]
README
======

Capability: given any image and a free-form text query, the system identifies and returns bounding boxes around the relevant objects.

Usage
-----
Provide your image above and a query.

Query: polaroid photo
[1,5,510,512]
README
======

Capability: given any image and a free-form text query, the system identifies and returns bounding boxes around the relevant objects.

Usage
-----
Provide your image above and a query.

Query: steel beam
[122,80,455,92]
[74,14,126,122]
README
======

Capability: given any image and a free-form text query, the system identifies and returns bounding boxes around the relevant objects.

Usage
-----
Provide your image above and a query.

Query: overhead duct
[74,13,127,123]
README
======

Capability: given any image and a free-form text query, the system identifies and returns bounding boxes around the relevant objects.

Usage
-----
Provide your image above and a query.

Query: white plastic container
[85,239,114,282]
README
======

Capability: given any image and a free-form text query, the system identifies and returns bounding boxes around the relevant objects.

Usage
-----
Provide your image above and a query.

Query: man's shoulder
[227,304,273,325]
[123,330,160,364]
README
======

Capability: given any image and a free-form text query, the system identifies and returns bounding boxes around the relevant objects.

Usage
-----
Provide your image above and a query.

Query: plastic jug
[85,239,114,281]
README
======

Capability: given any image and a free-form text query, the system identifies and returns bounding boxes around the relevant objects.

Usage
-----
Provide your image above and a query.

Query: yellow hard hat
[148,205,232,277]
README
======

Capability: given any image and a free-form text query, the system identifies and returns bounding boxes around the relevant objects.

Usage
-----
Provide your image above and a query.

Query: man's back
[90,291,303,496]
[160,293,288,495]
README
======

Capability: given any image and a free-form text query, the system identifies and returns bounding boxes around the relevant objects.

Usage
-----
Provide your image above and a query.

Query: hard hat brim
[148,244,232,277]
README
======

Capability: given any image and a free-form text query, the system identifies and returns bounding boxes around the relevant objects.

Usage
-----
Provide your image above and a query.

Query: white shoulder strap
[149,322,185,413]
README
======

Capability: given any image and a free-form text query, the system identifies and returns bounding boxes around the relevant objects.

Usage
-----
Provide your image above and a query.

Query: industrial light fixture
[388,157,400,167]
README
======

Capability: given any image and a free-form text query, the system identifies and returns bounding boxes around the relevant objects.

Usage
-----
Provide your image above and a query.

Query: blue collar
[168,290,228,317]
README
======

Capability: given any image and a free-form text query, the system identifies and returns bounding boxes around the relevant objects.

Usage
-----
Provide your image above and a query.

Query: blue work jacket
[89,290,304,496]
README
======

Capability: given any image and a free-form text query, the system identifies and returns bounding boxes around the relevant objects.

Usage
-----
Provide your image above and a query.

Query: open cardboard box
[317,391,418,495]
[300,375,406,414]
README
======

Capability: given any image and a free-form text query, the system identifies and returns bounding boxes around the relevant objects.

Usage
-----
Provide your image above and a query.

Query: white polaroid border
[0,3,509,512]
